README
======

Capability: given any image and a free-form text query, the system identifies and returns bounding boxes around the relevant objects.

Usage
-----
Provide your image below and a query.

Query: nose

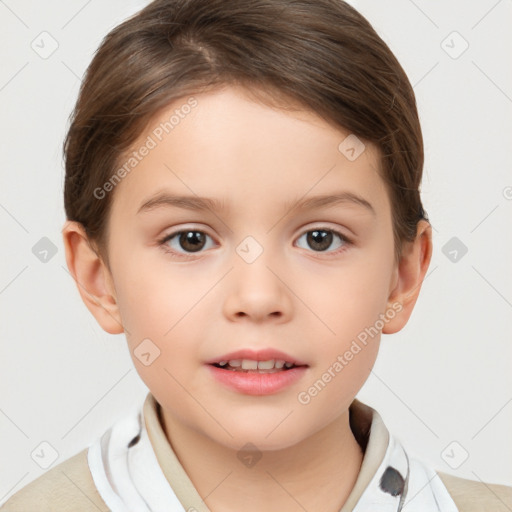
[222,247,293,324]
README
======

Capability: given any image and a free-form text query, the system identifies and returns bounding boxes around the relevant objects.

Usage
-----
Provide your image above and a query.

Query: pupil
[180,231,205,252]
[308,230,332,251]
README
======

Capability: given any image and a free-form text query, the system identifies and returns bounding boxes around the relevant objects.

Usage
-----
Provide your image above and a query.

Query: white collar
[87,394,459,511]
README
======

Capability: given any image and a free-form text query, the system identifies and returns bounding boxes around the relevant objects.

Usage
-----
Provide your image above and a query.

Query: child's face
[101,85,400,450]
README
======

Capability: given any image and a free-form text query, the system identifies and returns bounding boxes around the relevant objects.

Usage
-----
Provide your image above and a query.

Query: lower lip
[206,365,308,395]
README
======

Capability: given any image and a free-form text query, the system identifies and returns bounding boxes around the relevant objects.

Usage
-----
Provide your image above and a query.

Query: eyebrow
[137,190,375,216]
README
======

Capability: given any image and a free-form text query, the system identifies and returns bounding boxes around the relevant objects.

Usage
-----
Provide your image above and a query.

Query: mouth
[206,350,309,395]
[205,349,309,374]
[210,359,305,373]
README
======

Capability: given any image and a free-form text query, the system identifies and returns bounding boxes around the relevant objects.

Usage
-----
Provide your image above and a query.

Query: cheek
[305,255,394,341]
[297,347,377,429]
[113,252,212,336]
[111,254,218,384]
[295,261,388,418]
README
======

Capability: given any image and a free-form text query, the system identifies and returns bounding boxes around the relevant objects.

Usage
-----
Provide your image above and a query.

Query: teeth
[216,358,295,370]
[241,359,258,370]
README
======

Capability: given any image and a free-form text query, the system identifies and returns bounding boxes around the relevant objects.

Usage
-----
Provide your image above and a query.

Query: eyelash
[157,227,353,260]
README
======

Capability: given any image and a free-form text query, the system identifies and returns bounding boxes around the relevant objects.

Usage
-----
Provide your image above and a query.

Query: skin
[62,85,432,512]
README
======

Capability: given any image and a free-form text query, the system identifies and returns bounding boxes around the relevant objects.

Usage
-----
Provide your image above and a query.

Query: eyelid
[159,224,213,239]
[295,222,354,242]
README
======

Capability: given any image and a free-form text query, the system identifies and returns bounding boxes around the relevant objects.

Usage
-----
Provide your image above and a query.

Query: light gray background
[1,0,511,504]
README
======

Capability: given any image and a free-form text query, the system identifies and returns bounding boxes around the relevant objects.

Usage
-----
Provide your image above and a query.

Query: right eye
[295,228,351,254]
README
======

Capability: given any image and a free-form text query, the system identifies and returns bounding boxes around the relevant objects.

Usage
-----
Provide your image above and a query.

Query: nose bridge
[223,233,292,321]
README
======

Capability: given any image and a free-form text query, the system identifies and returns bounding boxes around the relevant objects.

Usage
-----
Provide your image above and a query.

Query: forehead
[109,85,389,221]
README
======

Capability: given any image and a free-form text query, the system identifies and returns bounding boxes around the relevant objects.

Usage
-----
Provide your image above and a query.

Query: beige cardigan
[2,394,511,511]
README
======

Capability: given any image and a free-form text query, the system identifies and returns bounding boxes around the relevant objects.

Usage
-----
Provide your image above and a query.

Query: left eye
[295,229,349,253]
[160,230,215,254]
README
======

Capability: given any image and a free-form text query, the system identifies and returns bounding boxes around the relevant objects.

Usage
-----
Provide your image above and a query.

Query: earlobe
[382,220,433,334]
[61,220,124,335]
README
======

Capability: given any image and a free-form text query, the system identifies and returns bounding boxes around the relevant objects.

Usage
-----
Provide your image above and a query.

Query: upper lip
[205,348,308,366]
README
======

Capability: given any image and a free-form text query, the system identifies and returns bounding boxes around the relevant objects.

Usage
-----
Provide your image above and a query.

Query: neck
[160,406,364,512]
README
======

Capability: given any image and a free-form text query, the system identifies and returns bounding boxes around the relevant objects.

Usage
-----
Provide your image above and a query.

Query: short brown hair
[63,0,428,267]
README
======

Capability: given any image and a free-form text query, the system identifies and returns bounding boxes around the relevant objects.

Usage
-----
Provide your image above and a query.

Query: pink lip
[204,348,308,366]
[206,365,308,395]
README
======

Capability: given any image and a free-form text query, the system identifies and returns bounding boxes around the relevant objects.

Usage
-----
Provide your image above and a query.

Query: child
[2,0,511,510]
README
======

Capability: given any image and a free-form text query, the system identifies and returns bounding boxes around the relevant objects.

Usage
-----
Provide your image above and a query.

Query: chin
[222,433,304,453]
[202,419,312,453]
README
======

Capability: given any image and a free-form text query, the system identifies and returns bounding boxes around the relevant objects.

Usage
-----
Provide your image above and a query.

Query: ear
[61,220,124,334]
[382,219,433,334]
